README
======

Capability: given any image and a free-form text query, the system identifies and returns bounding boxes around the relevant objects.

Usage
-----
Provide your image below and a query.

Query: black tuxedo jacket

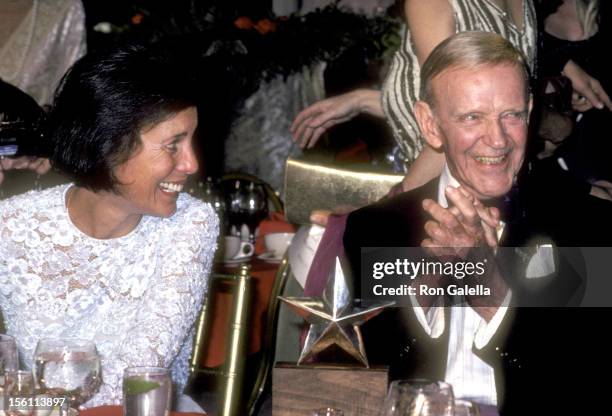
[343,160,612,415]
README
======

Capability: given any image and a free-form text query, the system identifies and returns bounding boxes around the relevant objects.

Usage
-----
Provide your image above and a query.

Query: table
[81,406,204,416]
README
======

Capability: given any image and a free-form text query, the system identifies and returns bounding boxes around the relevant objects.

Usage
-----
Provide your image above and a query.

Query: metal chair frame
[245,256,293,414]
[189,265,252,416]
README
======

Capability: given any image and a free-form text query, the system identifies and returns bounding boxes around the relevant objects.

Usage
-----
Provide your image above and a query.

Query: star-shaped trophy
[280,257,394,367]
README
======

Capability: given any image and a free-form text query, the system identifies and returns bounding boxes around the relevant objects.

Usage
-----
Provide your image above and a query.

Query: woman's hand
[0,156,51,185]
[563,60,612,111]
[291,89,383,149]
[309,206,358,227]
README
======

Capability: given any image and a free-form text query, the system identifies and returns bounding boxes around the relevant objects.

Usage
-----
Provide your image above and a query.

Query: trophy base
[272,362,389,416]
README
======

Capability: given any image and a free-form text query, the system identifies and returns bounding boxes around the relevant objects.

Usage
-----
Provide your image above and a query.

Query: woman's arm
[292,0,456,150]
[291,89,384,149]
[401,145,446,191]
[404,0,455,64]
[562,59,612,111]
[399,0,454,190]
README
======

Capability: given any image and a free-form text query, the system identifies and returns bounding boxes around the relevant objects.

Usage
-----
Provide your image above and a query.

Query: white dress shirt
[411,164,511,405]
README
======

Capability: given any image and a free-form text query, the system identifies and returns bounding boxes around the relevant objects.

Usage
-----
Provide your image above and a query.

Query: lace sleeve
[90,203,219,406]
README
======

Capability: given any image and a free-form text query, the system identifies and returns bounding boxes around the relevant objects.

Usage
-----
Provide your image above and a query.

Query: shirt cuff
[409,293,445,338]
[473,290,512,350]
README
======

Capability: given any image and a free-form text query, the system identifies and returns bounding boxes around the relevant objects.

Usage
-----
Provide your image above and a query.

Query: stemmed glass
[380,379,454,416]
[3,370,35,416]
[0,334,18,375]
[33,339,101,410]
[226,180,268,243]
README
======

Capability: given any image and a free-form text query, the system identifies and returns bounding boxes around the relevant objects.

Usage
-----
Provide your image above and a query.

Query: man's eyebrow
[451,110,484,118]
[501,108,529,115]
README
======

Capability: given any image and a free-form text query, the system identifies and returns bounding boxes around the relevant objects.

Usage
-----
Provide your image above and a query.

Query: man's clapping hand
[421,186,500,255]
[421,186,508,321]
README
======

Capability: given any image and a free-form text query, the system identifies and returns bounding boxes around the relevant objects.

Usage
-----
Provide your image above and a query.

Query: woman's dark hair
[47,42,198,192]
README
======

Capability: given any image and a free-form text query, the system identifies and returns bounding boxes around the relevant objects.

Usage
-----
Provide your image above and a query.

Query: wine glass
[0,334,18,375]
[33,339,101,410]
[225,180,247,236]
[243,181,268,241]
[380,379,454,416]
[226,180,268,243]
[3,370,35,416]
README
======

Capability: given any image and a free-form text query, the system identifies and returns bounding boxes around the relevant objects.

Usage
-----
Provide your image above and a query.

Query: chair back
[245,256,293,414]
[189,264,252,416]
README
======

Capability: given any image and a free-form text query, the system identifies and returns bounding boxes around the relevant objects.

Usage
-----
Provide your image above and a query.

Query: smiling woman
[0,43,219,410]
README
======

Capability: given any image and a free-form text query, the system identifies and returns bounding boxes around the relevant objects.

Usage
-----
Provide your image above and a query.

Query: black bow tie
[485,184,521,223]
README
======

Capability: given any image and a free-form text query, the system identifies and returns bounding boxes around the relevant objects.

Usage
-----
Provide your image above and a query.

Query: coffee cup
[264,232,295,258]
[223,235,254,260]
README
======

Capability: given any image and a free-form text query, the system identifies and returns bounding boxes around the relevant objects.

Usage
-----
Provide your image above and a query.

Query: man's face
[421,64,530,200]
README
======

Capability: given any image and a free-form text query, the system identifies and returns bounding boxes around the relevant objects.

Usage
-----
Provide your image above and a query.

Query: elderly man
[344,32,611,414]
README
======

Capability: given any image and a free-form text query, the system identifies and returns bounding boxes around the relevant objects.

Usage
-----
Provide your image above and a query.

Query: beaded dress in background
[224,63,326,194]
[0,184,219,407]
[0,0,86,106]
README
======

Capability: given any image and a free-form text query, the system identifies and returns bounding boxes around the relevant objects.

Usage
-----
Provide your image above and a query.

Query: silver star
[280,257,394,367]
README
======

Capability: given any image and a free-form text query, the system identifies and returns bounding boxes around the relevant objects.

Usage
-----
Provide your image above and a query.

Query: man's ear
[414,100,443,150]
[528,95,533,117]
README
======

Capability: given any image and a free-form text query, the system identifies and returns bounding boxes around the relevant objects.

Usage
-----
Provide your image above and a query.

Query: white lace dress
[0,184,219,407]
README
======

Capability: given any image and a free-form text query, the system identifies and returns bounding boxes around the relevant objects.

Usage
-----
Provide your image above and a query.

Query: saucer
[220,255,252,266]
[257,252,283,264]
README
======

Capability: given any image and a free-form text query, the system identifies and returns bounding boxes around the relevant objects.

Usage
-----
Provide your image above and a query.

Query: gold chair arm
[246,256,293,415]
[220,265,251,416]
[189,265,253,416]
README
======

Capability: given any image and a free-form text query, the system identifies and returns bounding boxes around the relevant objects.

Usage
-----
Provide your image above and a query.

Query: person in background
[535,0,612,199]
[0,0,86,106]
[0,79,51,187]
[0,43,218,410]
[0,0,86,186]
[538,0,610,112]
[273,0,395,16]
[292,0,536,192]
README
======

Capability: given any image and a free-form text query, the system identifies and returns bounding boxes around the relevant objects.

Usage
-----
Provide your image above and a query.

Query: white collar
[437,163,461,208]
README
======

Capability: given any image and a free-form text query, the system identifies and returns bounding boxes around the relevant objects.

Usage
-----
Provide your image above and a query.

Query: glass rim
[387,379,454,396]
[3,369,33,378]
[0,333,16,343]
[312,407,344,414]
[35,338,96,347]
[389,378,452,387]
[454,399,477,408]
[123,366,169,376]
